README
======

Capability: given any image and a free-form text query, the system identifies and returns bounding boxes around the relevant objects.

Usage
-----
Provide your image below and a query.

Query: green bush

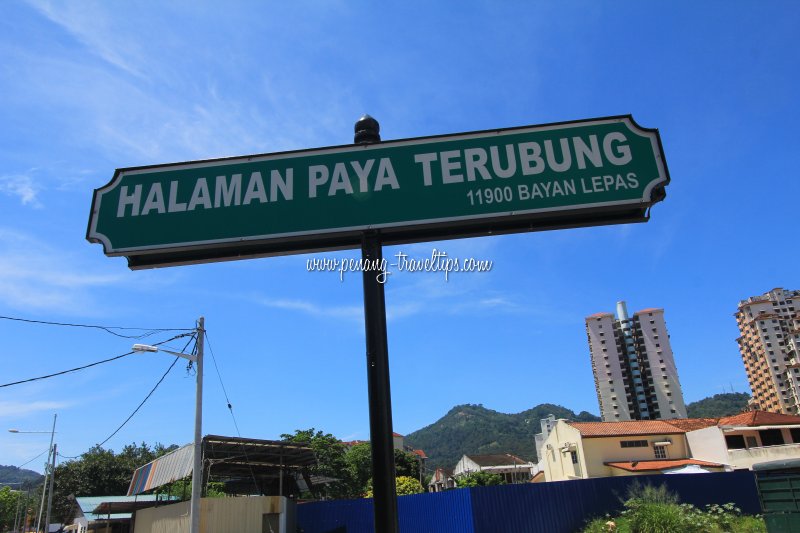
[623,481,679,509]
[455,471,504,487]
[582,517,619,533]
[628,502,685,533]
[581,494,766,533]
[731,514,767,533]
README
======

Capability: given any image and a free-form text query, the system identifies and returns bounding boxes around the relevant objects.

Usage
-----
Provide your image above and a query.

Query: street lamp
[9,414,57,533]
[132,316,204,533]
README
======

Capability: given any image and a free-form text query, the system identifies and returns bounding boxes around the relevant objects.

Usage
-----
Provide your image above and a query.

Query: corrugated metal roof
[128,444,194,495]
[75,495,165,521]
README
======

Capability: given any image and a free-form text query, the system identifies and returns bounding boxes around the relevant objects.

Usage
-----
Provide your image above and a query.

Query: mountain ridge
[404,394,752,470]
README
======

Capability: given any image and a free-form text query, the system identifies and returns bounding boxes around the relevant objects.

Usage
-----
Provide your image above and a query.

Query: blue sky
[2,1,798,471]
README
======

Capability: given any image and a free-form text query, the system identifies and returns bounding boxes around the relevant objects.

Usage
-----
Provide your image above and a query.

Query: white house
[453,454,534,484]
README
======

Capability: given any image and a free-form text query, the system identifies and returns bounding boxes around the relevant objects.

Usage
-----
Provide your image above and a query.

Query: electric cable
[56,452,83,460]
[93,335,196,448]
[0,315,195,338]
[0,333,194,389]
[17,449,49,469]
[204,332,260,494]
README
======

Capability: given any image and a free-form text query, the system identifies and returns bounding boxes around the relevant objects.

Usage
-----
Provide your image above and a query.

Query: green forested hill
[686,392,750,418]
[0,465,44,489]
[404,403,600,469]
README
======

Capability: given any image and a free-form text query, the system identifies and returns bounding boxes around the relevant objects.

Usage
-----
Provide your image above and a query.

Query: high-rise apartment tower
[736,288,800,414]
[586,301,687,421]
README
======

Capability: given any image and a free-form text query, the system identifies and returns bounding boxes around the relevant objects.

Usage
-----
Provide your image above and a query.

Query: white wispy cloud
[0,173,42,207]
[0,400,71,418]
[255,296,363,322]
[0,228,128,314]
[25,0,147,78]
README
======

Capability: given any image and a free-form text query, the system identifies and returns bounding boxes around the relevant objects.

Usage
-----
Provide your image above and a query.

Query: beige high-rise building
[586,301,687,422]
[736,288,800,414]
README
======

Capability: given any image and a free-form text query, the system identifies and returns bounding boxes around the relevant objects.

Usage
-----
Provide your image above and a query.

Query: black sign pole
[356,115,399,533]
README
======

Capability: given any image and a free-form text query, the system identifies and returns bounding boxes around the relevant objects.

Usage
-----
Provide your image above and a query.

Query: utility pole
[131,322,204,533]
[35,414,57,533]
[190,317,205,533]
[44,443,56,532]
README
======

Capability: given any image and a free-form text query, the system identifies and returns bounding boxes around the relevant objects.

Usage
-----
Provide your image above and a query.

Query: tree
[0,486,20,531]
[345,442,372,495]
[364,476,424,497]
[394,449,421,482]
[455,471,504,487]
[344,444,423,496]
[281,429,357,499]
[51,442,177,524]
[395,476,424,496]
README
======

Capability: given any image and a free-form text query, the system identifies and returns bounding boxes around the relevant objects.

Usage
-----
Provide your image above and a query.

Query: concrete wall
[581,433,689,478]
[541,421,584,481]
[685,426,729,466]
[729,443,800,469]
[134,496,293,533]
[542,420,692,481]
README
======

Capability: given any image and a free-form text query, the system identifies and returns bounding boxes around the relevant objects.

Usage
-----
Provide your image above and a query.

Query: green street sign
[87,115,669,268]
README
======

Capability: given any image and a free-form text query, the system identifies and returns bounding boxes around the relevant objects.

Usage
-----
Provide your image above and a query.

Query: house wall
[688,425,800,470]
[580,433,689,478]
[686,426,730,466]
[134,496,292,533]
[541,422,584,482]
[453,456,480,477]
[728,443,800,469]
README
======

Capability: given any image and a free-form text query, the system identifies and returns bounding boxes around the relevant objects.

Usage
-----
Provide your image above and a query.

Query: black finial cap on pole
[355,114,381,144]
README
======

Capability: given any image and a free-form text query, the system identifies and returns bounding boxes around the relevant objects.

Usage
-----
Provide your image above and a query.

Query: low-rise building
[541,420,722,481]
[687,411,800,470]
[541,412,800,482]
[453,454,534,484]
[428,467,455,492]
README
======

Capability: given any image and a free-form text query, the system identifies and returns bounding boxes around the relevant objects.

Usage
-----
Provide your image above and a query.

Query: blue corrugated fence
[297,470,760,533]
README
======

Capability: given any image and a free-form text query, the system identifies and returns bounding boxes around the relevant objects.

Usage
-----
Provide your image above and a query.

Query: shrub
[628,502,685,533]
[455,471,504,487]
[364,475,424,497]
[623,481,679,510]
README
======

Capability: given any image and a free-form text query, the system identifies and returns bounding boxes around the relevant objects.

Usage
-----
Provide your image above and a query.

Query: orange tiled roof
[663,418,719,431]
[719,411,800,427]
[411,449,428,459]
[568,420,686,437]
[568,411,799,438]
[605,459,723,472]
[635,308,663,314]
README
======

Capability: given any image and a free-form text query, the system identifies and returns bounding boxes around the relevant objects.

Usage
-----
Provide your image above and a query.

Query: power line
[0,333,194,389]
[17,449,49,469]
[0,315,194,339]
[205,332,259,493]
[94,336,196,449]
[56,452,83,460]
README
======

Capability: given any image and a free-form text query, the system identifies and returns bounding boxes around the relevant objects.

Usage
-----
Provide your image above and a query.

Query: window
[759,429,785,446]
[620,440,648,448]
[571,451,578,464]
[725,435,746,450]
[654,445,667,459]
